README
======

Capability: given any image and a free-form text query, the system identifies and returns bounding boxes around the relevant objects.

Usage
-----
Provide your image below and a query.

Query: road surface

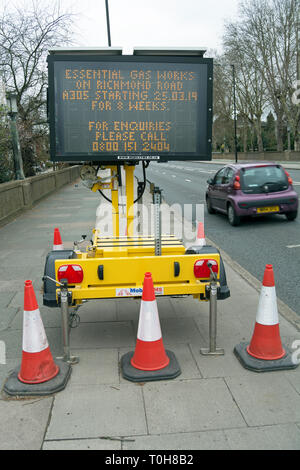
[137,161,300,316]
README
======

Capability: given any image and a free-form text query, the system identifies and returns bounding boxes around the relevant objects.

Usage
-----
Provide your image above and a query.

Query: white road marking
[185,179,192,182]
[286,244,300,248]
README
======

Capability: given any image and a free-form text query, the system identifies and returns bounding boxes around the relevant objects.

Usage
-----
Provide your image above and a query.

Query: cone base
[234,342,298,373]
[121,350,181,382]
[3,359,71,397]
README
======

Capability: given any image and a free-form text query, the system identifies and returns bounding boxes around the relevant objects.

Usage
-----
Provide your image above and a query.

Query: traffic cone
[3,282,72,397]
[121,272,181,382]
[234,265,298,372]
[131,272,169,371]
[247,265,285,360]
[53,227,64,250]
[18,280,59,384]
[195,222,206,247]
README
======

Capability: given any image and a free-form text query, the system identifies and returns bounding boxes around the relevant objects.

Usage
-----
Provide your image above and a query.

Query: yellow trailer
[43,163,230,363]
[43,48,230,363]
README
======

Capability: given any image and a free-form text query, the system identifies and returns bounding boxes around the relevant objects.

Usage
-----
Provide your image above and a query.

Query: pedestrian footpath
[0,178,300,450]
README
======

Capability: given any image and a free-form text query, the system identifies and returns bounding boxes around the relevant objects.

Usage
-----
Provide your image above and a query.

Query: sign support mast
[105,0,112,47]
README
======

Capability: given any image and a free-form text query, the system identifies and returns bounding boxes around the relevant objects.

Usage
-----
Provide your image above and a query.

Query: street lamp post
[6,93,25,180]
[105,0,112,47]
[231,64,238,163]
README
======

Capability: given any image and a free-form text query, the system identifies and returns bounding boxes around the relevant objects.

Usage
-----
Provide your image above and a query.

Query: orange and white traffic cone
[195,222,206,247]
[234,264,298,372]
[131,272,169,371]
[247,264,285,361]
[18,280,59,384]
[121,272,181,382]
[3,281,72,397]
[53,227,64,250]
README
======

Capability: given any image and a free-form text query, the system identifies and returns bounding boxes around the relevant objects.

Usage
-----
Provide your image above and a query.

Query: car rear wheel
[285,211,298,221]
[206,196,215,214]
[227,203,241,226]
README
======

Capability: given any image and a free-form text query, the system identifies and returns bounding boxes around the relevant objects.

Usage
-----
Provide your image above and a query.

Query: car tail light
[233,174,241,190]
[284,170,293,185]
[194,259,218,279]
[57,265,84,284]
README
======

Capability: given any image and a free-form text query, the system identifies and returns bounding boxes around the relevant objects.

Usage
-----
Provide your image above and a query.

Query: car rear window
[240,165,289,194]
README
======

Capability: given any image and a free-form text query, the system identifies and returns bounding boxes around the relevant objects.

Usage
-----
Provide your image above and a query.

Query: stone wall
[0,166,80,227]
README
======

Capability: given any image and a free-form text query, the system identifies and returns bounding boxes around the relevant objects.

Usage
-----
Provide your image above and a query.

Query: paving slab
[223,424,300,450]
[69,349,119,386]
[225,374,300,426]
[43,438,122,450]
[77,299,118,323]
[0,292,19,309]
[142,379,246,434]
[0,307,19,331]
[122,430,230,450]
[0,397,53,450]
[45,384,147,440]
[70,321,135,350]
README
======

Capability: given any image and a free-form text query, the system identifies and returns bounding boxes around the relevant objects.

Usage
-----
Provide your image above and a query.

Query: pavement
[0,175,300,451]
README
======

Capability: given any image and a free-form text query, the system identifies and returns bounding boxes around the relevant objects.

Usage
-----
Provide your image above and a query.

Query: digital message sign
[47,52,213,162]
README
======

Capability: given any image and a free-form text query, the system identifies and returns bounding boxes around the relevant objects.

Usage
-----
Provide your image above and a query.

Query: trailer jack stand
[57,282,79,365]
[200,264,224,356]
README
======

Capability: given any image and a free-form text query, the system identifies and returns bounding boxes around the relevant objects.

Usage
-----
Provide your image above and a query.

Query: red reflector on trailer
[194,259,218,278]
[57,265,84,284]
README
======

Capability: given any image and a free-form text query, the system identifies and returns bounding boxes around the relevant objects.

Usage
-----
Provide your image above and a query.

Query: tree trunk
[275,113,284,152]
[254,119,264,152]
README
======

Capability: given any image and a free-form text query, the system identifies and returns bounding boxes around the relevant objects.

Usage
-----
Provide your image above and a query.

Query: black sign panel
[47,54,213,162]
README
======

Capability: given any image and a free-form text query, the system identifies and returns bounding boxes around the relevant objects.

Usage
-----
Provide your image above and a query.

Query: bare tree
[0,0,75,175]
[224,0,298,152]
[213,56,235,152]
[223,39,268,152]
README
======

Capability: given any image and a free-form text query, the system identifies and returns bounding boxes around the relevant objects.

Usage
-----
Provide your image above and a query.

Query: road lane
[138,161,300,315]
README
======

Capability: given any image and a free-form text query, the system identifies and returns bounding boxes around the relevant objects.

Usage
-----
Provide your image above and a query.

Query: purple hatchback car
[206,163,298,226]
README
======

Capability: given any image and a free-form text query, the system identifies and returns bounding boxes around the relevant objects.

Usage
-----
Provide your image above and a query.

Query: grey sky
[58,0,240,54]
[0,0,240,53]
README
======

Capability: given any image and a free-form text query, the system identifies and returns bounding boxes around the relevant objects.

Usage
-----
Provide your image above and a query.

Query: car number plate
[257,206,279,213]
